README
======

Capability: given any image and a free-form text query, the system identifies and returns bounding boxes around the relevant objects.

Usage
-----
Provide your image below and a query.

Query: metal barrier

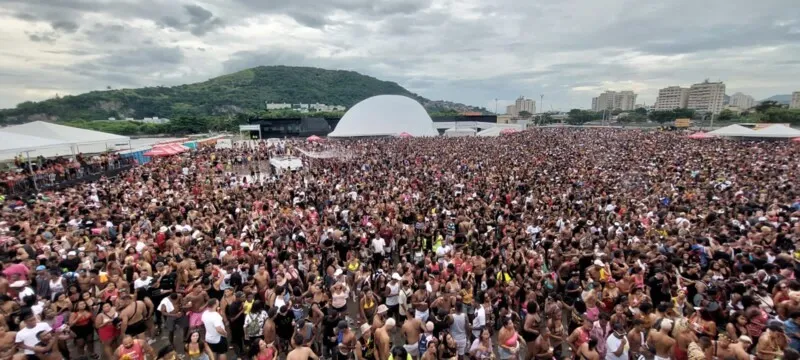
[2,158,136,196]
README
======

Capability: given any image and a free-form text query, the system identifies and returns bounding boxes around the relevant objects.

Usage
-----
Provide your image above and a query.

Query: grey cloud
[159,16,187,30]
[83,22,133,45]
[13,13,38,21]
[184,4,213,24]
[28,32,58,43]
[157,5,223,35]
[68,46,186,88]
[51,20,79,33]
[231,0,433,27]
[190,17,224,36]
[286,11,328,29]
[43,49,93,56]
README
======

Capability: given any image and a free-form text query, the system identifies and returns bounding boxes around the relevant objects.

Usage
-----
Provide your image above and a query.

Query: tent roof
[707,124,757,137]
[444,127,476,133]
[0,132,70,154]
[1,121,129,145]
[476,127,505,137]
[329,95,438,137]
[753,124,800,138]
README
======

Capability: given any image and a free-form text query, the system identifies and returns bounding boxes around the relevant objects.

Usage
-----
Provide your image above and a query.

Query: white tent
[0,132,70,154]
[444,128,476,137]
[2,121,129,144]
[752,124,800,138]
[707,124,757,137]
[476,127,505,137]
[0,121,130,160]
[329,95,438,137]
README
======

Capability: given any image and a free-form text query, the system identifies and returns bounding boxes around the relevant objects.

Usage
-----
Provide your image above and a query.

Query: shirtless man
[401,316,425,359]
[263,307,277,346]
[0,323,16,360]
[647,319,676,360]
[627,319,646,360]
[672,319,697,360]
[714,334,748,360]
[411,284,430,323]
[118,294,151,340]
[375,318,396,360]
[336,320,357,360]
[183,283,210,339]
[254,266,270,294]
[287,333,320,360]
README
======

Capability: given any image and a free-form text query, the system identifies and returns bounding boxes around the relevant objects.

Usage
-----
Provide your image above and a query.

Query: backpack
[245,313,262,338]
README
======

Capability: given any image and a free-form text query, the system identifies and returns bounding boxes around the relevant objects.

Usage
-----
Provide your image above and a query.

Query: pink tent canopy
[688,132,713,139]
[397,132,413,138]
[500,128,519,135]
[164,143,189,154]
[792,137,800,142]
[144,143,188,157]
[307,135,323,142]
[144,147,172,157]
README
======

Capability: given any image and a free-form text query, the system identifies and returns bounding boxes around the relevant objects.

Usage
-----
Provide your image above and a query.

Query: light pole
[539,94,544,125]
[495,98,498,114]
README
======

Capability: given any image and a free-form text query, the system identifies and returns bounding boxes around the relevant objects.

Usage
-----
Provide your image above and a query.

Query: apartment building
[654,86,689,110]
[687,80,726,114]
[591,91,636,111]
[729,92,755,110]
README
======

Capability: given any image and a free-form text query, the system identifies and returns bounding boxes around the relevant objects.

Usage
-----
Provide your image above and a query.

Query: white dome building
[329,95,438,137]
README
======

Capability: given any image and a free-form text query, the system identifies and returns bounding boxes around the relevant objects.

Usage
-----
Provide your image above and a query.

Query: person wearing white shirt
[472,302,486,338]
[605,323,629,360]
[372,236,386,269]
[133,273,153,300]
[159,293,181,345]
[15,311,52,356]
[202,299,228,360]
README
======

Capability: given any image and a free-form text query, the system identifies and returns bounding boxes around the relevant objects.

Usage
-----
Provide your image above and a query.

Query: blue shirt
[785,319,800,351]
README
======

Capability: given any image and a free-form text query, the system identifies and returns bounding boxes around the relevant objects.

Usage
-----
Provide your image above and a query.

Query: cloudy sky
[1,0,799,112]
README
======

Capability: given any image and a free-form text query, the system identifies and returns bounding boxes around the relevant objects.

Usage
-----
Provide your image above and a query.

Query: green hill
[0,66,485,125]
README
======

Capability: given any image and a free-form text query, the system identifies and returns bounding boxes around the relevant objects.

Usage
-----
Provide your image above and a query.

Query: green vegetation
[648,108,696,124]
[566,109,604,124]
[0,66,486,127]
[703,101,800,124]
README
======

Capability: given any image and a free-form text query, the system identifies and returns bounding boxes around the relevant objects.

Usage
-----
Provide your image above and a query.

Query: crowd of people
[1,153,127,195]
[0,127,799,360]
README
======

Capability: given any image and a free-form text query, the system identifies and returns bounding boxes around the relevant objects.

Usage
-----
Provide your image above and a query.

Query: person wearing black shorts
[202,299,229,360]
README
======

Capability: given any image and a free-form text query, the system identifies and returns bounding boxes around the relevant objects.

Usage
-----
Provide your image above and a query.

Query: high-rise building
[729,92,755,110]
[514,96,536,114]
[687,80,726,114]
[614,91,637,111]
[654,86,689,110]
[595,91,616,111]
[791,91,800,109]
[506,104,518,116]
[592,91,637,111]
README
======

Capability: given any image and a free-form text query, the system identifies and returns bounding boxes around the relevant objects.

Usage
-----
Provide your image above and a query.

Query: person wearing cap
[10,280,35,302]
[333,319,356,360]
[647,319,675,360]
[374,304,389,330]
[385,273,401,321]
[355,323,374,360]
[374,318,395,360]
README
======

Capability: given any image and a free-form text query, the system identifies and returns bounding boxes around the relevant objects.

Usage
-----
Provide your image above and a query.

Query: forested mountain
[0,66,486,125]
